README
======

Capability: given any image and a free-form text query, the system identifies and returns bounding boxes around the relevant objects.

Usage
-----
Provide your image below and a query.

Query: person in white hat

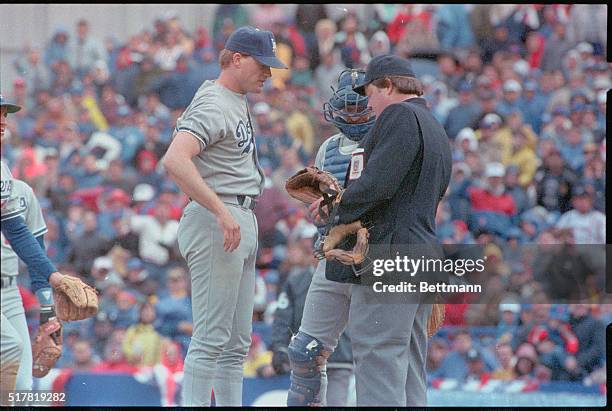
[468,162,517,216]
[496,79,524,118]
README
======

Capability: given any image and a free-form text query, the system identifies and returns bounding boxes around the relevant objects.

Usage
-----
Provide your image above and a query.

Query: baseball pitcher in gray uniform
[286,70,375,406]
[162,27,287,406]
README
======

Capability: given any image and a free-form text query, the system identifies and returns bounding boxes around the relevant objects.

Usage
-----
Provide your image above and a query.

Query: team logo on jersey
[236,119,255,155]
[1,179,13,199]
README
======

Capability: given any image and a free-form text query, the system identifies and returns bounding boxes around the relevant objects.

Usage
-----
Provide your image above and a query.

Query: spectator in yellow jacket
[243,333,274,378]
[495,111,538,162]
[123,301,166,367]
[504,129,539,188]
[281,92,315,156]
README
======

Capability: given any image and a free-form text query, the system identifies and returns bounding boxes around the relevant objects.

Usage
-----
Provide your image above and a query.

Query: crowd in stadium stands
[2,4,608,389]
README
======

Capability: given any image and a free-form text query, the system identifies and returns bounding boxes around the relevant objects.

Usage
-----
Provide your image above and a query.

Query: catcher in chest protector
[281,69,375,406]
[1,98,98,406]
[285,56,451,406]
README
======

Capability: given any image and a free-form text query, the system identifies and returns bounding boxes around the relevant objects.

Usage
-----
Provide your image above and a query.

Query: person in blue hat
[162,26,287,406]
[555,184,605,244]
[444,79,482,139]
[520,79,547,134]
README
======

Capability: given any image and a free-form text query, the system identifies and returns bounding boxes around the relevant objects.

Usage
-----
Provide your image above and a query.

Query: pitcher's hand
[216,209,241,252]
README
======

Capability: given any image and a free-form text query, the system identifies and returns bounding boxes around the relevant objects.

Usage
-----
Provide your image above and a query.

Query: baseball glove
[316,221,370,265]
[285,166,343,222]
[427,302,445,337]
[32,319,62,378]
[53,275,99,321]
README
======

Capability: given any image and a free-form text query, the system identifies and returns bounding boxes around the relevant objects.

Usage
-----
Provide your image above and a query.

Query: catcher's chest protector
[323,138,353,184]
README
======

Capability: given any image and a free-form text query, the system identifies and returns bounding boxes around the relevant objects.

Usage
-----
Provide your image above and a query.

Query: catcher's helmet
[323,69,375,141]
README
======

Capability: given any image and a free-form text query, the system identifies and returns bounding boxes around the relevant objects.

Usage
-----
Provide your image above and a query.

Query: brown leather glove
[427,302,446,337]
[317,221,369,265]
[285,166,343,204]
[53,275,99,321]
[32,319,62,378]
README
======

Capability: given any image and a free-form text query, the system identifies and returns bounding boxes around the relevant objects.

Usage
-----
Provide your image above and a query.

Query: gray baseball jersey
[175,80,265,196]
[1,179,48,277]
[1,177,47,393]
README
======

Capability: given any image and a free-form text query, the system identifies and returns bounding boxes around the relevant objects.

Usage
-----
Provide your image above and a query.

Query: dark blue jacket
[326,98,452,284]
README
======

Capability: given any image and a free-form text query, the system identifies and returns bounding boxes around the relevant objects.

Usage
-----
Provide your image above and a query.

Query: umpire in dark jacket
[271,266,354,406]
[324,54,452,406]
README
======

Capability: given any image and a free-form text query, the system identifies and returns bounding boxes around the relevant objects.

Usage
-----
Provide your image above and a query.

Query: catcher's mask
[323,69,376,142]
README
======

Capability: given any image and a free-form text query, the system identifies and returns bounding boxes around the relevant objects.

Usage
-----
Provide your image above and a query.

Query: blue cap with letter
[225,26,287,69]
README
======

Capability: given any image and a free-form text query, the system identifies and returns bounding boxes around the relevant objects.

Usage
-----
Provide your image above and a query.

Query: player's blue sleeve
[31,234,53,293]
[36,233,46,251]
[1,216,56,291]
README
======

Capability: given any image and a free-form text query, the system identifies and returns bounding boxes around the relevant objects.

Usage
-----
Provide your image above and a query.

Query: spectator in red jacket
[386,4,432,45]
[469,162,517,216]
[92,340,139,373]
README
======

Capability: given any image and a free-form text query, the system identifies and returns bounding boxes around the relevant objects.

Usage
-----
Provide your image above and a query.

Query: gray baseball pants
[1,284,33,391]
[300,260,431,406]
[178,200,258,406]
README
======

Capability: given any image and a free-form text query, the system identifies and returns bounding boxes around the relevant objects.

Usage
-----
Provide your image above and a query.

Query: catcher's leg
[2,286,33,391]
[405,302,431,406]
[1,311,23,406]
[287,332,331,406]
[288,260,351,406]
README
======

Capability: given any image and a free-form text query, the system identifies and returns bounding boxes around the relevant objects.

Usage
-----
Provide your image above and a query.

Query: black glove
[272,349,290,375]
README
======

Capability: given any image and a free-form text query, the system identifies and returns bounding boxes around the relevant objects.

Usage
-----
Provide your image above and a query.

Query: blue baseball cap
[127,257,144,270]
[353,54,416,96]
[225,26,287,69]
[572,184,591,197]
[0,95,21,114]
[458,80,473,92]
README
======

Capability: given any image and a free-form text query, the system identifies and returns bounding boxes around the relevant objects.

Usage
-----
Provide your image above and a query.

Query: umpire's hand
[216,209,241,252]
[272,349,290,375]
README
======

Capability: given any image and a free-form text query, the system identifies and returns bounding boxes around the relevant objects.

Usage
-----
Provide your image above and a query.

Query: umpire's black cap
[0,95,21,114]
[353,54,417,96]
[225,26,287,69]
